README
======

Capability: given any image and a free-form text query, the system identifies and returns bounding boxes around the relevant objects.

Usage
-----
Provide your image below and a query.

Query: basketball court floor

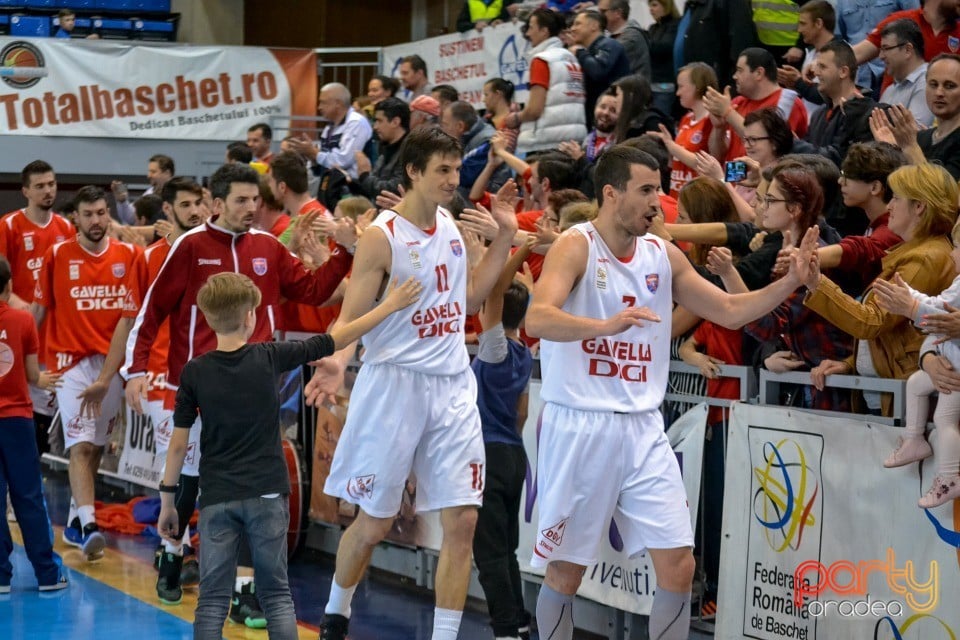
[2,470,714,639]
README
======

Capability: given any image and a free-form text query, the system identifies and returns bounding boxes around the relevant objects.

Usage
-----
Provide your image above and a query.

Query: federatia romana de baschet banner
[0,37,317,139]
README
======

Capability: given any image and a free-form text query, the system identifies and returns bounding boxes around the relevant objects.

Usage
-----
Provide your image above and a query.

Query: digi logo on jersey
[412,302,463,338]
[582,337,652,382]
[70,284,127,311]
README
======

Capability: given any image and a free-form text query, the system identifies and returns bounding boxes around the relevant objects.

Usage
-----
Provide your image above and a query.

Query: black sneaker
[156,551,183,605]
[319,613,350,640]
[180,556,199,587]
[79,523,105,561]
[229,582,267,629]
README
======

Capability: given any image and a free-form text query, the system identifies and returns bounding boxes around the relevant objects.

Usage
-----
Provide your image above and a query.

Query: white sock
[77,504,95,529]
[235,575,253,592]
[162,538,183,555]
[324,578,357,618]
[431,607,462,640]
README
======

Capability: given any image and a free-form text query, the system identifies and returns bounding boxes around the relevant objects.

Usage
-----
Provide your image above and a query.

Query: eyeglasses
[879,43,907,53]
[743,136,771,146]
[762,196,791,206]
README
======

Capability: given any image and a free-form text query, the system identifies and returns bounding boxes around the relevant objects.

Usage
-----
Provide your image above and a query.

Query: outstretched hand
[602,306,661,336]
[305,358,345,407]
[872,272,915,318]
[382,277,424,312]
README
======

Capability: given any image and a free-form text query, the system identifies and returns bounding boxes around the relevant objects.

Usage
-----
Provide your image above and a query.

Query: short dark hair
[577,8,606,31]
[399,126,463,189]
[527,8,564,37]
[881,19,925,58]
[134,194,165,225]
[800,0,835,32]
[432,84,460,104]
[247,122,272,140]
[21,160,54,188]
[621,136,671,194]
[269,151,309,195]
[150,154,175,175]
[740,47,778,83]
[609,0,630,20]
[818,40,857,76]
[371,74,400,96]
[226,141,254,164]
[209,163,260,202]
[535,153,579,191]
[502,281,530,331]
[841,142,907,202]
[57,9,75,19]
[74,185,106,209]
[593,145,659,207]
[402,54,427,74]
[0,254,11,293]
[160,176,203,206]
[375,97,411,131]
[930,52,960,69]
[743,108,793,158]
[447,101,479,129]
[485,77,516,102]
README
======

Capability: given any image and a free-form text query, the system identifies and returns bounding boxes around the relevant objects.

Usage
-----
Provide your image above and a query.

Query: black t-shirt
[918,128,960,180]
[174,334,335,508]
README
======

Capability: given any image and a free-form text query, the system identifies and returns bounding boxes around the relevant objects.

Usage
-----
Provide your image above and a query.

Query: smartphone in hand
[725,160,747,183]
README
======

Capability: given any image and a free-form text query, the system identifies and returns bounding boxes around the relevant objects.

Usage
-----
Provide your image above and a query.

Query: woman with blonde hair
[804,163,959,417]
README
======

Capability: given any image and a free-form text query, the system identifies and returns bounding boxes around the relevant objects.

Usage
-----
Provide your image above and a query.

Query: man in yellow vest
[752,0,800,60]
[457,0,519,33]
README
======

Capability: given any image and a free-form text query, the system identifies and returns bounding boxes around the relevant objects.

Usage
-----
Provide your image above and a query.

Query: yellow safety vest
[752,0,800,47]
[469,0,503,22]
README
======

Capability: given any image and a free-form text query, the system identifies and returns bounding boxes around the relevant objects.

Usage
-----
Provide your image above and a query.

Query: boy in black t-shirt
[157,272,421,640]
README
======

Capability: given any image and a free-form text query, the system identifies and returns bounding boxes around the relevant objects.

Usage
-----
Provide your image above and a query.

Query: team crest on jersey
[346,474,376,500]
[450,239,463,256]
[112,263,126,278]
[950,36,960,52]
[691,131,703,145]
[646,273,659,293]
[252,257,268,276]
[23,234,34,251]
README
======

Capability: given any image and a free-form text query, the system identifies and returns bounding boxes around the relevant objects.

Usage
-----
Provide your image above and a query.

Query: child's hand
[515,261,534,293]
[383,277,423,311]
[157,506,179,543]
[38,371,63,392]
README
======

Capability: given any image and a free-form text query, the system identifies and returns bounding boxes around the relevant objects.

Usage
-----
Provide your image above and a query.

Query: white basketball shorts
[58,355,123,449]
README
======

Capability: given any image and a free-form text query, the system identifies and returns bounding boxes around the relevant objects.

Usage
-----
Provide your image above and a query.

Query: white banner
[717,403,960,639]
[0,38,317,139]
[383,23,531,109]
[518,393,706,615]
[116,405,163,489]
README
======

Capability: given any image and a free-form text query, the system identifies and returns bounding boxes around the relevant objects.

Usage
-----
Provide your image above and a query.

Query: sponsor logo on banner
[252,257,267,276]
[499,34,529,89]
[0,40,46,89]
[743,430,824,639]
[0,36,316,140]
[118,407,162,487]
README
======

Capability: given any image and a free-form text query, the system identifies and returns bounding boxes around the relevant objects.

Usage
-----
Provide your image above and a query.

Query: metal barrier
[313,47,383,104]
[758,369,906,426]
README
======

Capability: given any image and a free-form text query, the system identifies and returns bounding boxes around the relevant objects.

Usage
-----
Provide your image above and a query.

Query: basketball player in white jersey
[310,126,519,640]
[526,145,818,640]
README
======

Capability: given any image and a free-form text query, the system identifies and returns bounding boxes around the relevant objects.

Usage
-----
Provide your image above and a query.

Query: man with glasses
[879,19,934,126]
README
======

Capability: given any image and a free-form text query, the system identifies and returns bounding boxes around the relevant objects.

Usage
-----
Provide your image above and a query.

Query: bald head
[318,83,351,121]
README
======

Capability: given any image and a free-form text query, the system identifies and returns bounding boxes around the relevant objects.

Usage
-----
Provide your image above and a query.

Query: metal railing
[758,369,906,426]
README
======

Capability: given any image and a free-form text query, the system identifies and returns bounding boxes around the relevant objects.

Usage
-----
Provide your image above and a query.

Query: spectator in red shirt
[0,255,66,593]
[854,0,960,94]
[704,47,808,162]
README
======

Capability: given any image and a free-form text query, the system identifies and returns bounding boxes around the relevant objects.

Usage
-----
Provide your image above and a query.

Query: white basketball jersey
[540,223,673,413]
[361,208,470,376]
